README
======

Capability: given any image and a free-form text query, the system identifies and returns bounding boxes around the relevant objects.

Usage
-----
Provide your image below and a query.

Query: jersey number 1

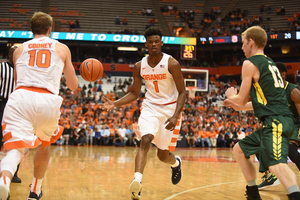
[28,50,51,68]
[153,81,159,92]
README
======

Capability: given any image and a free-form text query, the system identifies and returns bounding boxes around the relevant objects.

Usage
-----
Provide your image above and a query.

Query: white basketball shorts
[2,87,64,150]
[138,101,182,151]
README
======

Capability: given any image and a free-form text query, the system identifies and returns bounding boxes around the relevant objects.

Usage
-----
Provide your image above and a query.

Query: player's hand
[164,116,177,131]
[100,96,115,110]
[225,87,237,98]
[223,99,238,110]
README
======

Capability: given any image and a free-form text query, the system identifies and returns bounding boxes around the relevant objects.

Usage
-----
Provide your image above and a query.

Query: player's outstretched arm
[223,99,253,111]
[100,61,142,110]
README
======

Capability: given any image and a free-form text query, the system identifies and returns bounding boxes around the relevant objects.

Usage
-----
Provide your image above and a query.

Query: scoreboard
[199,31,300,44]
[181,45,196,60]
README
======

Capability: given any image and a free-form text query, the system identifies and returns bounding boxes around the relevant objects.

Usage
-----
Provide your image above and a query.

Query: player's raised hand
[164,116,177,131]
[225,87,237,99]
[100,96,115,110]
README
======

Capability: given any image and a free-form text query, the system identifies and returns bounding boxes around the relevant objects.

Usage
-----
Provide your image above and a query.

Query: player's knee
[233,143,241,156]
[289,142,300,162]
[140,134,154,147]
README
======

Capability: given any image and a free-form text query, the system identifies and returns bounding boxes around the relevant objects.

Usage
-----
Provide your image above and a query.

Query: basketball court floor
[7,146,300,199]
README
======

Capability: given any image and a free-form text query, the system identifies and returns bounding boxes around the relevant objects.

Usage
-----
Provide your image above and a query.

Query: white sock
[31,177,43,196]
[0,176,11,192]
[134,172,143,183]
[171,159,179,168]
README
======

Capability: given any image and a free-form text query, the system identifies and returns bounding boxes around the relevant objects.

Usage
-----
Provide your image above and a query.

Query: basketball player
[101,27,186,200]
[224,26,300,200]
[226,62,300,190]
[0,11,78,200]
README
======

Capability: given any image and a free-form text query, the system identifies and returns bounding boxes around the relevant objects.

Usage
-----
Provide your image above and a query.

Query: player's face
[241,36,251,58]
[145,35,163,55]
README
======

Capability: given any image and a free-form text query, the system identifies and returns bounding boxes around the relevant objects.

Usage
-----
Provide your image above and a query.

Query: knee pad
[1,149,22,176]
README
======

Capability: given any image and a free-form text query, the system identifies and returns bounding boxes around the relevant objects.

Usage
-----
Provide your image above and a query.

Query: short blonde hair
[30,11,52,35]
[241,26,267,49]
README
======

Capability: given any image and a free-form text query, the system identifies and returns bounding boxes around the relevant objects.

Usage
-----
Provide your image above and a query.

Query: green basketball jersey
[285,81,300,120]
[247,54,292,120]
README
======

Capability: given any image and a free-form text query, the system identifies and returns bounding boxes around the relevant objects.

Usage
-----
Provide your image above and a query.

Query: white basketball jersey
[140,53,178,105]
[16,37,64,95]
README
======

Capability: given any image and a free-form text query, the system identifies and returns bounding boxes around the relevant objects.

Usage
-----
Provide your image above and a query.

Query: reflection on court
[8,146,300,200]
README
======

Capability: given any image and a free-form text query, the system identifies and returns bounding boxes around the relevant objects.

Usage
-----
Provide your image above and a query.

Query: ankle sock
[31,177,43,196]
[134,172,142,183]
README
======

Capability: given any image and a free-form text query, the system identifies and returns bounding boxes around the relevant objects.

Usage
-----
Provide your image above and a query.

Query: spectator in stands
[201,127,212,147]
[75,20,80,28]
[100,124,111,145]
[142,8,147,16]
[115,16,120,25]
[123,17,128,25]
[94,128,101,146]
[146,8,154,16]
[69,20,75,28]
[86,127,94,145]
[114,124,127,146]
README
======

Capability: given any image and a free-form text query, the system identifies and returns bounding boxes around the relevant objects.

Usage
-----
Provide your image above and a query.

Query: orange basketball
[80,58,103,82]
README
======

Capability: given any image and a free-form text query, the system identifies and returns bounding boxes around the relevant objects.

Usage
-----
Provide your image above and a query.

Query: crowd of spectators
[55,74,261,149]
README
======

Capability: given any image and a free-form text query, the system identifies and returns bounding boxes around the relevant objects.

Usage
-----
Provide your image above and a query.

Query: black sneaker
[28,190,43,200]
[245,185,262,200]
[11,176,21,183]
[129,180,141,200]
[171,156,182,185]
[288,192,300,200]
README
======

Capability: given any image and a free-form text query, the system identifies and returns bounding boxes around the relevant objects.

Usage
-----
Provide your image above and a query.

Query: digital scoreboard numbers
[181,45,196,60]
[269,32,295,40]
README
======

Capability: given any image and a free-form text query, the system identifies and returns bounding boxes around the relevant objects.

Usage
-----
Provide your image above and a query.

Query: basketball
[80,58,103,82]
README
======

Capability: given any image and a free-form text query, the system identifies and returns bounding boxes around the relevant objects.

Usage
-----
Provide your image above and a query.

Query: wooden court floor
[6,146,300,200]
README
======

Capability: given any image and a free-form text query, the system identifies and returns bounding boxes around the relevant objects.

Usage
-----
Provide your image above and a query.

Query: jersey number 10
[28,50,51,68]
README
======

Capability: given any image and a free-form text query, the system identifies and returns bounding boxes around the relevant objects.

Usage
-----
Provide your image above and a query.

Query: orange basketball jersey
[140,53,178,105]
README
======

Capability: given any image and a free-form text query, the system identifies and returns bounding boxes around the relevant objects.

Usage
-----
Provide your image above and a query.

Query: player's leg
[129,134,154,200]
[255,154,281,190]
[28,145,50,199]
[0,148,25,200]
[233,129,262,199]
[11,164,22,183]
[289,141,300,170]
[263,116,300,199]
[157,149,182,185]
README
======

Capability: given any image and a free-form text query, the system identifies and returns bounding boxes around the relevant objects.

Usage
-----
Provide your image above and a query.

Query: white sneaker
[0,184,9,200]
[129,179,141,200]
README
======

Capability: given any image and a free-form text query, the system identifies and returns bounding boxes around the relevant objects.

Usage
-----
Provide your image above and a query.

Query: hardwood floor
[5,146,300,199]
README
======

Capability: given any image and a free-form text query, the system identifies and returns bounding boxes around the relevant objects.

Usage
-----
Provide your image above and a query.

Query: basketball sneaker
[171,156,182,185]
[258,174,280,190]
[27,185,43,200]
[245,185,262,200]
[0,184,9,200]
[11,175,21,183]
[129,180,141,200]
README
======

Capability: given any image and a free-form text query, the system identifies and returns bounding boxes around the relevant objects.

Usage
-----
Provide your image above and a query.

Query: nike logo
[142,67,146,70]
[86,61,91,73]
